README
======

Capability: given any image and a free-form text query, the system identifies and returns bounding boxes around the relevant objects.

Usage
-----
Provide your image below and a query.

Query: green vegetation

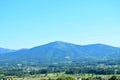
[0,62,120,80]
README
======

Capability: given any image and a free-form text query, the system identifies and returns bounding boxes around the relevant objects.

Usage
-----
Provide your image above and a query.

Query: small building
[77,78,81,80]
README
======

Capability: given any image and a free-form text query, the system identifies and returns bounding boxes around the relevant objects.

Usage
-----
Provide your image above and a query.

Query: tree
[39,69,48,74]
[65,70,75,74]
[109,75,117,80]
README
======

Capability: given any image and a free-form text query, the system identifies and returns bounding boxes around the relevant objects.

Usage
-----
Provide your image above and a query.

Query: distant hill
[0,48,16,54]
[0,41,120,65]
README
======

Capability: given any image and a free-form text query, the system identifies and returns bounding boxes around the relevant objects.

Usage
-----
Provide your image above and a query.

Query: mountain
[0,48,16,54]
[0,41,120,65]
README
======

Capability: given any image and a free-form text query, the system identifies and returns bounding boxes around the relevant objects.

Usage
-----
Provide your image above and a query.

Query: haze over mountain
[0,41,120,65]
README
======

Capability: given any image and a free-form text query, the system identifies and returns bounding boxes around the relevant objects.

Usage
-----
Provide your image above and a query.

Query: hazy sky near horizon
[0,0,120,49]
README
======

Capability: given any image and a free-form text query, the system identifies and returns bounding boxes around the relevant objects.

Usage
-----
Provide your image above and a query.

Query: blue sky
[0,0,120,49]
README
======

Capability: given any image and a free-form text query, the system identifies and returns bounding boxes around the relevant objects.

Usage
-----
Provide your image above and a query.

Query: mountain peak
[50,41,67,44]
[47,41,69,48]
[42,41,78,49]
